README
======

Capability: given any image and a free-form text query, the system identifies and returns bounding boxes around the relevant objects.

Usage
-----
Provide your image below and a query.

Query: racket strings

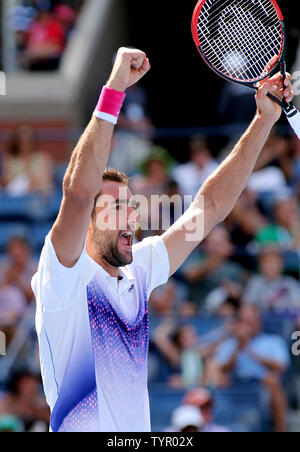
[199,15,274,80]
[204,0,278,36]
[206,8,270,76]
[200,2,280,54]
[197,0,282,82]
[215,17,267,79]
[226,6,278,75]
[199,20,280,81]
[199,2,281,78]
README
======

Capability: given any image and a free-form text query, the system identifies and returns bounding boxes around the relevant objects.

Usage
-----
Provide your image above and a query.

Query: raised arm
[51,48,150,268]
[163,73,294,277]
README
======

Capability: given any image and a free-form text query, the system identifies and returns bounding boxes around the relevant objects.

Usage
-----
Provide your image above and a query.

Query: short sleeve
[266,336,290,368]
[133,236,170,298]
[31,234,98,312]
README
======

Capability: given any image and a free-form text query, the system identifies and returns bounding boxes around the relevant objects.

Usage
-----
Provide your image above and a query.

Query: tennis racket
[191,0,300,139]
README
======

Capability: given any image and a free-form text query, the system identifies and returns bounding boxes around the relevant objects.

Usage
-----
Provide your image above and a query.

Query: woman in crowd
[2,124,53,196]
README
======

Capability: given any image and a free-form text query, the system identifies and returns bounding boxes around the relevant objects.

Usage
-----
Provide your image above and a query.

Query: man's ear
[88,217,94,233]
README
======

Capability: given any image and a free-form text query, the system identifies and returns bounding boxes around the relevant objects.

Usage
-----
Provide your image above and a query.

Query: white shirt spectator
[244,275,300,313]
[172,160,218,199]
[248,167,288,194]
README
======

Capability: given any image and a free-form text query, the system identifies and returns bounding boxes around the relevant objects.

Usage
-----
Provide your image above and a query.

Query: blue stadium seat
[263,314,295,338]
[148,342,172,383]
[149,385,185,429]
[0,194,56,223]
[48,191,63,220]
[213,380,270,433]
[151,424,169,433]
[54,164,68,189]
[149,315,223,339]
[30,223,53,251]
[149,382,269,432]
[0,195,35,222]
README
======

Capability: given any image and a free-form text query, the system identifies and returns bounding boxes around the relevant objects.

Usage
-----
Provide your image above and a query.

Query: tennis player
[32,47,294,432]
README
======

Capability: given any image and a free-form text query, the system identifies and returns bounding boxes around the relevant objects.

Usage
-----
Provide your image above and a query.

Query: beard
[92,229,133,268]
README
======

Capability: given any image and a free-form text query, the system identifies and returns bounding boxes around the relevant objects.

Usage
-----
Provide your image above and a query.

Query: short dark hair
[92,168,129,219]
[7,370,40,395]
[102,167,129,185]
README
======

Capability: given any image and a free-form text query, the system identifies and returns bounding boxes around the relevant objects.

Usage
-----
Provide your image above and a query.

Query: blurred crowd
[1,86,300,432]
[8,0,84,71]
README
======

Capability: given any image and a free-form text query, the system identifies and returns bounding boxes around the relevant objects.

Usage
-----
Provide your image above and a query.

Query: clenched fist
[106,47,151,93]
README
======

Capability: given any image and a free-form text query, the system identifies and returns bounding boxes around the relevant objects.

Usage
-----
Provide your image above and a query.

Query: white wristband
[93,110,118,125]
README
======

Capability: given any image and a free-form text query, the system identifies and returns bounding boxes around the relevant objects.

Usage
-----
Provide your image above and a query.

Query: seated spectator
[228,188,268,245]
[249,129,299,201]
[0,237,37,342]
[170,405,204,433]
[130,147,174,237]
[246,129,293,198]
[214,305,290,432]
[53,3,77,38]
[9,1,37,62]
[0,285,27,332]
[153,321,204,389]
[0,237,37,303]
[22,3,66,71]
[183,387,230,432]
[172,136,218,199]
[205,282,242,318]
[0,371,50,432]
[131,146,173,197]
[183,226,245,308]
[255,195,298,249]
[2,124,53,196]
[248,166,288,196]
[244,247,300,314]
[108,132,151,178]
[153,319,228,389]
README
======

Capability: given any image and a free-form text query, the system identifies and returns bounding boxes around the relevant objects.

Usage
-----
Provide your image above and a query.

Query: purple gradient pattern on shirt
[87,267,150,432]
[53,266,150,432]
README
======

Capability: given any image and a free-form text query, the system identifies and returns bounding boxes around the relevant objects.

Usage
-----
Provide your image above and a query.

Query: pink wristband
[93,86,126,125]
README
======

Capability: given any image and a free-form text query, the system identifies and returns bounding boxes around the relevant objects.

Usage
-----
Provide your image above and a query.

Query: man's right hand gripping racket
[192,0,300,139]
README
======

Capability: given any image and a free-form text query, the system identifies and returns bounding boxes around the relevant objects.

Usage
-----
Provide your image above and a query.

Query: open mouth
[119,231,133,249]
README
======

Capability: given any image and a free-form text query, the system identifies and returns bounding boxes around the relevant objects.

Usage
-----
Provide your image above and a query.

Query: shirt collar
[94,261,135,288]
[119,266,135,283]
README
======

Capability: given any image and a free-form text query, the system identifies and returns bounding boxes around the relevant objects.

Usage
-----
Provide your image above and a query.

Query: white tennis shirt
[32,234,170,432]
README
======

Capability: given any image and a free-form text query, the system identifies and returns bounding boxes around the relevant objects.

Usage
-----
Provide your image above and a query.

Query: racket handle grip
[267,94,300,140]
[285,108,300,140]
